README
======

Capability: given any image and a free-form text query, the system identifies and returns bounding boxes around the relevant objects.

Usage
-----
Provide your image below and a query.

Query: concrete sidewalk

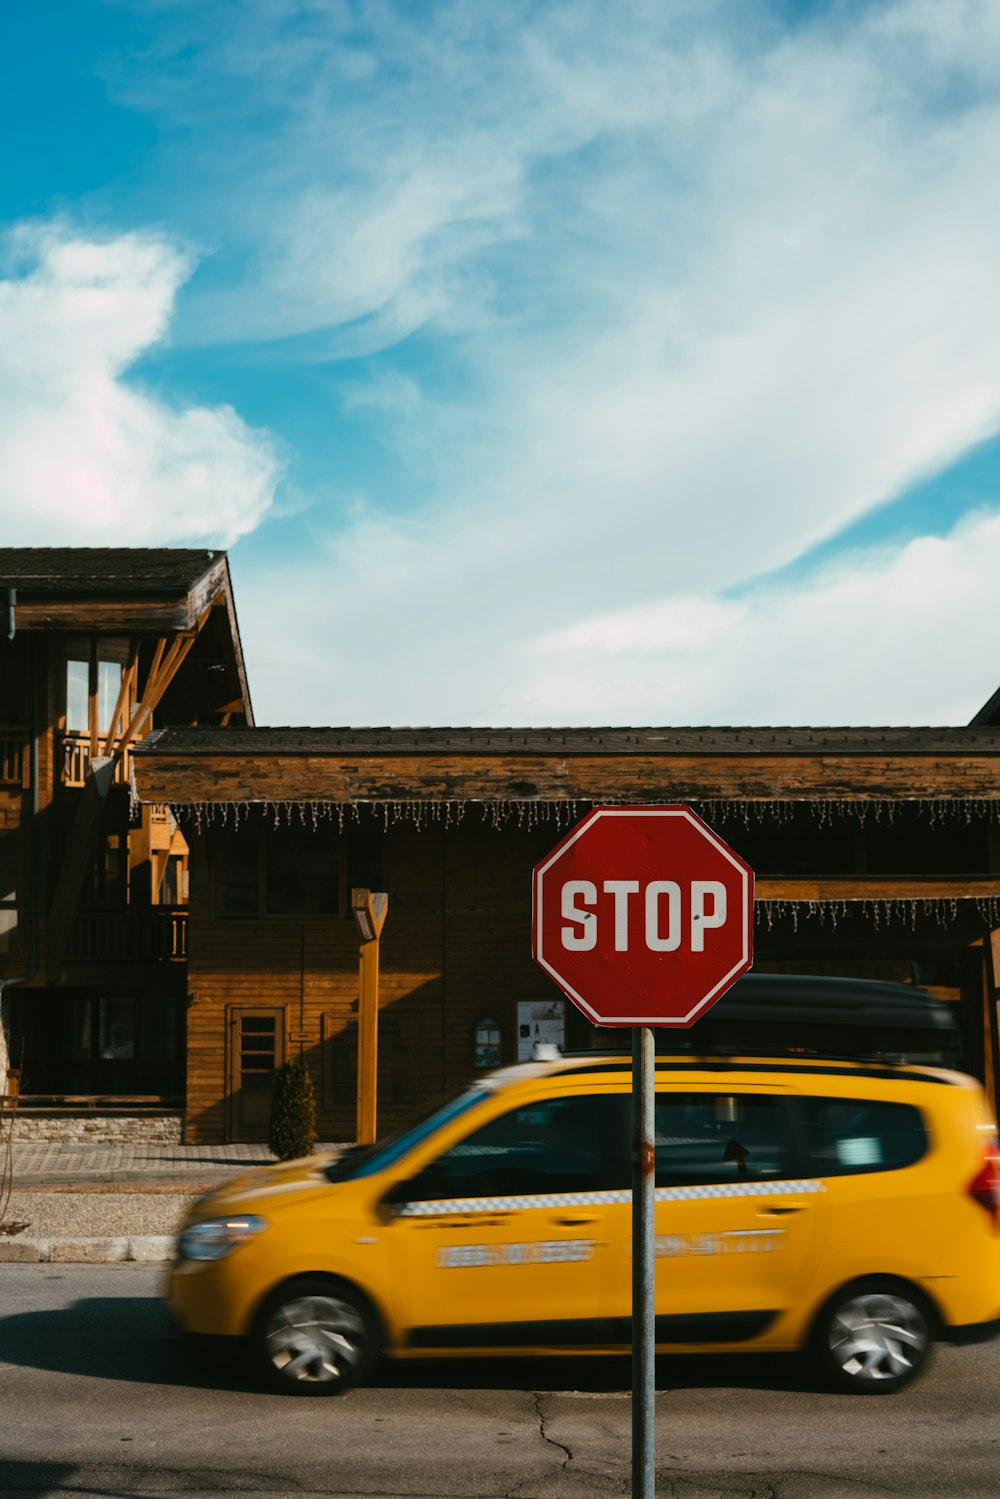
[6,1138,296,1186]
[0,1138,345,1264]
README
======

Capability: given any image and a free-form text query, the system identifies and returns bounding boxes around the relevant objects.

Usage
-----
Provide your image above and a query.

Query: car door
[602,1086,823,1345]
[384,1088,630,1352]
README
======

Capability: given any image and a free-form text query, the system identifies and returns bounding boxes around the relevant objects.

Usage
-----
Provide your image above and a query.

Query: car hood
[186,1153,347,1222]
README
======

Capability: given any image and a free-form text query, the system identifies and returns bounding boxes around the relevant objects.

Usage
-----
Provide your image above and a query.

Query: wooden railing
[59,731,131,788]
[67,907,187,963]
[0,727,25,785]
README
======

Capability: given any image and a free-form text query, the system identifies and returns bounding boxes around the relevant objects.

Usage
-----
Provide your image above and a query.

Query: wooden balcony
[0,727,25,785]
[60,731,131,788]
[67,907,187,964]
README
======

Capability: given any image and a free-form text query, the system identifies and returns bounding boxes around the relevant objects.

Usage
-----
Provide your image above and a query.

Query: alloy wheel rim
[828,1292,927,1382]
[265,1295,367,1383]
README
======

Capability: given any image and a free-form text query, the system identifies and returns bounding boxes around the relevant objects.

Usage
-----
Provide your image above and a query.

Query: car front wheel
[253,1277,381,1395]
[812,1279,932,1394]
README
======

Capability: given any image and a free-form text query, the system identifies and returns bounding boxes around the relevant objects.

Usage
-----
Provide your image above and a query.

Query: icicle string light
[696,797,1000,828]
[174,797,595,834]
[757,897,1000,931]
[167,794,1000,834]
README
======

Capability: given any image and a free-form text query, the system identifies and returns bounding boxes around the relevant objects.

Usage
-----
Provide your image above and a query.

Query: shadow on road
[0,1298,262,1394]
[0,1293,814,1397]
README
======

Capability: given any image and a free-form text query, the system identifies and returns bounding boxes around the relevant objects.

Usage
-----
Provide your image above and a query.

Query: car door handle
[758,1204,809,1216]
[553,1214,601,1226]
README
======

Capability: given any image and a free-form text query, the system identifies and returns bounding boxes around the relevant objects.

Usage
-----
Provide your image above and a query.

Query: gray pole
[632,1024,655,1498]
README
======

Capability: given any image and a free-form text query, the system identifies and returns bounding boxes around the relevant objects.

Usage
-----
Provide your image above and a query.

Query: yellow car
[169,1047,1000,1396]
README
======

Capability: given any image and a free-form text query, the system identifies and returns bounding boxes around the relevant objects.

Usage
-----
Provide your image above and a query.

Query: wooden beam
[44,756,116,979]
[352,889,388,1146]
[102,647,138,756]
[118,634,197,755]
[88,638,99,763]
[355,939,379,1147]
[131,752,1000,808]
[755,878,1000,901]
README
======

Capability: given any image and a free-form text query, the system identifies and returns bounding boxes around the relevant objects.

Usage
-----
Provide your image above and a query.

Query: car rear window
[795,1097,927,1176]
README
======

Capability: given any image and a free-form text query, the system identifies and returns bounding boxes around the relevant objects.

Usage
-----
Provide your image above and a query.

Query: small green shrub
[268,1057,317,1161]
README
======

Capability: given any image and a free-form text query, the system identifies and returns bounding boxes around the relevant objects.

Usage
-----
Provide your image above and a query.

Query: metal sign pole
[632,1024,655,1499]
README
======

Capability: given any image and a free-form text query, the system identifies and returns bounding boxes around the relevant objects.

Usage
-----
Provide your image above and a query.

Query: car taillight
[968,1143,1000,1223]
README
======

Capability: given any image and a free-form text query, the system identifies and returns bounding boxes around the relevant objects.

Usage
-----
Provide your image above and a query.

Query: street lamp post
[351,887,389,1146]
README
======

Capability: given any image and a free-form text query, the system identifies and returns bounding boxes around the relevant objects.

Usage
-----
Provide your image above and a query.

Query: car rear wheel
[253,1277,381,1395]
[812,1279,932,1394]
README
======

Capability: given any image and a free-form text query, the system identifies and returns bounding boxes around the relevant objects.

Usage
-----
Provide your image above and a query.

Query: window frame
[652,1088,797,1189]
[396,1089,632,1202]
[212,821,390,920]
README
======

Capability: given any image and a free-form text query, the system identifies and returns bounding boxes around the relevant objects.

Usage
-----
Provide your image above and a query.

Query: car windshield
[322,1087,491,1182]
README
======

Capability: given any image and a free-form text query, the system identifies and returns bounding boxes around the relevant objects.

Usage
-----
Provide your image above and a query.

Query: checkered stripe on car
[396,1179,825,1216]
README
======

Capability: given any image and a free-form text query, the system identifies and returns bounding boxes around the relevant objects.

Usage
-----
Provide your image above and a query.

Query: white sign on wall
[517,999,566,1060]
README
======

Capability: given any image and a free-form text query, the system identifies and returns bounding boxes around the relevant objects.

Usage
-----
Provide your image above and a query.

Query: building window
[265,826,339,915]
[160,854,187,906]
[63,653,126,738]
[216,819,386,918]
[9,991,182,1098]
[99,996,136,1060]
[218,831,260,917]
[98,661,122,733]
[65,660,90,734]
[85,832,128,908]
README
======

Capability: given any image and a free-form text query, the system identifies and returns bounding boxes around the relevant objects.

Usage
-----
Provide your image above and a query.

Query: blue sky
[4,0,1000,725]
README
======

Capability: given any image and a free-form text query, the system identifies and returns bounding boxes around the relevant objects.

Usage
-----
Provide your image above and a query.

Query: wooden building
[0,548,251,1138]
[6,544,1000,1146]
[129,726,1000,1144]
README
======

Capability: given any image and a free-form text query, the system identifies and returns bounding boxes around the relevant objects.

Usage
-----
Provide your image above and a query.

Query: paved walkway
[0,1139,349,1262]
[5,1138,346,1186]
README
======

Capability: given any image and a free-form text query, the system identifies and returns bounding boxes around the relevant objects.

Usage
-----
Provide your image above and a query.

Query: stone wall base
[10,1114,184,1144]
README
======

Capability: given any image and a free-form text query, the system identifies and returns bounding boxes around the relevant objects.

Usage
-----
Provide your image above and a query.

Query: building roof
[130,721,1000,809]
[1,547,253,725]
[134,724,1000,757]
[0,548,225,595]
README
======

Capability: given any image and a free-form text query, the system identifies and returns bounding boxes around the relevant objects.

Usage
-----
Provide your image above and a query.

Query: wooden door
[227,1007,285,1143]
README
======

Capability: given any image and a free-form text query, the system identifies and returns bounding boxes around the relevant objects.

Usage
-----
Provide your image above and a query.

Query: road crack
[533,1392,572,1469]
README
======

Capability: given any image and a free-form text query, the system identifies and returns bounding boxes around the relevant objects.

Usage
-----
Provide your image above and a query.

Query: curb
[0,1235,175,1263]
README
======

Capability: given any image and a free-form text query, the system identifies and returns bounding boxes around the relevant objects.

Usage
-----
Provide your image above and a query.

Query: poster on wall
[517,999,566,1060]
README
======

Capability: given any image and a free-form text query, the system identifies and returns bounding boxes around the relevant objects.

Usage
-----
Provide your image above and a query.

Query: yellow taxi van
[168,975,1000,1395]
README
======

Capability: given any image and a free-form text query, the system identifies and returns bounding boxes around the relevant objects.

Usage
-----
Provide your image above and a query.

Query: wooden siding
[181,814,997,1142]
[185,821,563,1145]
[134,750,1000,806]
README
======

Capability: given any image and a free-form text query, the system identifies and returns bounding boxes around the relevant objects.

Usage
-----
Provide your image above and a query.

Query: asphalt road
[1,1264,999,1498]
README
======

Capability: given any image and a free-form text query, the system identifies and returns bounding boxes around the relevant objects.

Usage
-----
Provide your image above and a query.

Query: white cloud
[70,0,1000,725]
[519,516,1000,725]
[0,226,280,546]
[240,505,1000,726]
[220,0,1000,726]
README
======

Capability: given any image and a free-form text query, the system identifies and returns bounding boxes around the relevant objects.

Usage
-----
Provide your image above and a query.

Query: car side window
[402,1094,629,1202]
[795,1097,927,1176]
[654,1093,792,1187]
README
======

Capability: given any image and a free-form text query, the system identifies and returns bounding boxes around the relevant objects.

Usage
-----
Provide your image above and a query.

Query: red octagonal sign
[532,805,754,1028]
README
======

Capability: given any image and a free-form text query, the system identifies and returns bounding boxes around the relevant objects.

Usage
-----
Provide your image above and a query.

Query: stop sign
[531,805,754,1027]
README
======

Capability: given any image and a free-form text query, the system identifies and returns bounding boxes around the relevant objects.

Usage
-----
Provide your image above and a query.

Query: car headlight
[177,1215,268,1261]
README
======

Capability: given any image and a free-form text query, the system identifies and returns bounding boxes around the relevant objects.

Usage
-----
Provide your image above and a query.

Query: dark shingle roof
[0,548,223,594]
[134,724,1000,758]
